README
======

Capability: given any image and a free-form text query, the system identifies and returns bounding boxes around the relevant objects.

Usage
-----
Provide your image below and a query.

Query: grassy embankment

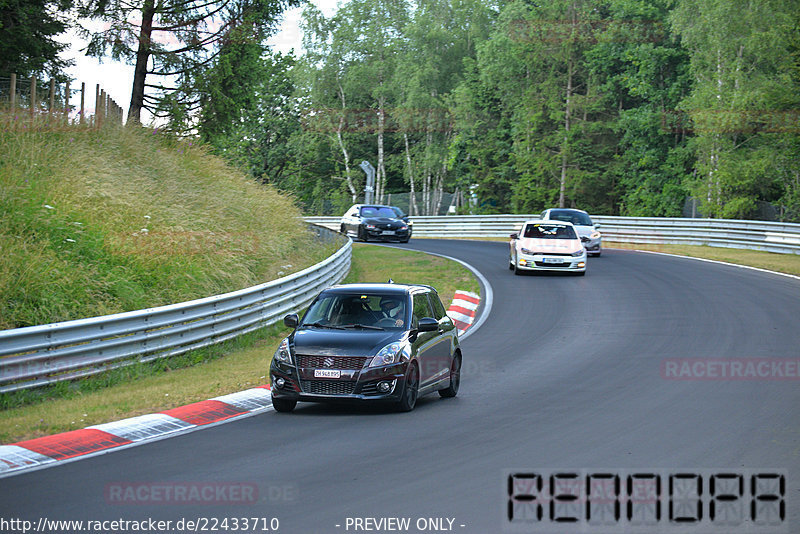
[0,115,330,329]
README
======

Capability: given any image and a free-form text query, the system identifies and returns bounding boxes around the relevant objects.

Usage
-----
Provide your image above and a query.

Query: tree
[671,0,798,218]
[81,0,296,123]
[586,0,693,216]
[0,0,73,77]
[394,0,495,214]
[299,0,410,204]
[202,50,300,185]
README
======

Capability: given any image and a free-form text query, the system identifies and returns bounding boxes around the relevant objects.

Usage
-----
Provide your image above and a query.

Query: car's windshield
[360,206,398,218]
[548,210,593,226]
[523,224,577,239]
[302,293,407,329]
[390,207,406,218]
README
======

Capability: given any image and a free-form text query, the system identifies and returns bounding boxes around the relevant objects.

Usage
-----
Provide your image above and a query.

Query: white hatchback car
[540,208,602,256]
[509,221,587,275]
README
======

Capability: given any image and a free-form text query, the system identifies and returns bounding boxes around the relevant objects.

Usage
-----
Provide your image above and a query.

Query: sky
[59,1,339,123]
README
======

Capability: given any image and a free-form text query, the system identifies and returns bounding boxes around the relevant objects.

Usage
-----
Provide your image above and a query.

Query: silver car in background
[540,208,602,256]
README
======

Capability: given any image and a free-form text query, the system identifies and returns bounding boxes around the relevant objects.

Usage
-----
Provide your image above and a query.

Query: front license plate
[314,369,340,379]
[543,258,563,264]
[382,230,395,235]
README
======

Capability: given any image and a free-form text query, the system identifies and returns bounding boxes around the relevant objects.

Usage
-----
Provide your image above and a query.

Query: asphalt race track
[2,239,799,533]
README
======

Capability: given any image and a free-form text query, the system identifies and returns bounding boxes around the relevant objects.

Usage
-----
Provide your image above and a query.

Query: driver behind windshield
[379,297,405,328]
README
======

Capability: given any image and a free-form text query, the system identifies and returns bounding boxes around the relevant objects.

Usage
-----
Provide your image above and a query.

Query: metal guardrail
[304,215,800,255]
[0,226,351,393]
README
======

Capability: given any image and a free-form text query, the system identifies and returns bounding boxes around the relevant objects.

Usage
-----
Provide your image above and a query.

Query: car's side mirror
[417,317,439,332]
[283,314,299,328]
[510,232,518,240]
[594,223,601,229]
[403,216,409,222]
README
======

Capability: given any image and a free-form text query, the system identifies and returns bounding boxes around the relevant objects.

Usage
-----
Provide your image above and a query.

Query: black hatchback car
[269,283,461,412]
[339,204,411,242]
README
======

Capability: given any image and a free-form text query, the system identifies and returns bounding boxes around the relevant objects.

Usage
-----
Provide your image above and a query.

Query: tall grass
[0,114,330,329]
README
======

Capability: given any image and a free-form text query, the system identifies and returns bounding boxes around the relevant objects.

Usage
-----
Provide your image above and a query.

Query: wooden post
[95,84,100,127]
[49,78,55,117]
[30,76,37,118]
[64,80,71,122]
[80,82,85,125]
[9,73,16,111]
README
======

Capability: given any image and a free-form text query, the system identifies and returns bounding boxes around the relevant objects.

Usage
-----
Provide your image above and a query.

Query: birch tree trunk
[559,56,574,208]
[404,133,419,215]
[377,101,386,203]
[337,82,357,202]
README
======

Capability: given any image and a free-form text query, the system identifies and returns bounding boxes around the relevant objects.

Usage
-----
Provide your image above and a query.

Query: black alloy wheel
[398,363,419,412]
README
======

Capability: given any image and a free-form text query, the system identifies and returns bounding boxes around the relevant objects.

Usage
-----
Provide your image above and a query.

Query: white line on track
[373,244,494,341]
[625,249,800,282]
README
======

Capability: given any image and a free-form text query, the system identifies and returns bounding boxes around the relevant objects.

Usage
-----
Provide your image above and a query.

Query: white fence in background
[304,215,800,255]
[0,227,350,393]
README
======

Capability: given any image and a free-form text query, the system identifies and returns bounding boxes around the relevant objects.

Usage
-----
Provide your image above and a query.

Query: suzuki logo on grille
[323,357,335,368]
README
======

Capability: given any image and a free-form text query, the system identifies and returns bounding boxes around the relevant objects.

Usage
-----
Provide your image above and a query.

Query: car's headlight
[571,249,584,257]
[520,247,535,255]
[369,341,410,367]
[274,337,293,364]
[590,231,601,239]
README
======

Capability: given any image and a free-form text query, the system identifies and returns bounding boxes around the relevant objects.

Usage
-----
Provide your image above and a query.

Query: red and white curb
[447,290,480,336]
[0,386,273,478]
[0,288,485,478]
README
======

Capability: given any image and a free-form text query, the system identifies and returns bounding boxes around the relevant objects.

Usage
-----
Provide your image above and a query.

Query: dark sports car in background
[340,204,411,242]
[270,283,461,412]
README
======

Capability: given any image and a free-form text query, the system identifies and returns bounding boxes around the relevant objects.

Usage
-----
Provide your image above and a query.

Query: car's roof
[351,204,395,209]
[325,283,434,295]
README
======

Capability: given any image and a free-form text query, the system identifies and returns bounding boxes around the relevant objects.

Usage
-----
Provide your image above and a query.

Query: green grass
[345,243,480,305]
[605,241,800,276]
[0,114,331,329]
[0,244,481,443]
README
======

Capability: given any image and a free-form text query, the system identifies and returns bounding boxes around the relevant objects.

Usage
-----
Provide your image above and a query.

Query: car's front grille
[300,380,356,395]
[296,355,368,370]
[535,261,571,267]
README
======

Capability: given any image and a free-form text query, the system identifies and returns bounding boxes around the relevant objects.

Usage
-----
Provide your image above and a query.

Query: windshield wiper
[301,321,345,330]
[341,324,385,331]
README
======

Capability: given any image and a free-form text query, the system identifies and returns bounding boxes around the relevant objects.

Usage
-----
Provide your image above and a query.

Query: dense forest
[4,0,800,219]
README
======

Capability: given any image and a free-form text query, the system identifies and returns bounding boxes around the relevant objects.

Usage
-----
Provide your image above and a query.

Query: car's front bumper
[270,360,409,403]
[581,237,602,254]
[364,227,410,241]
[516,253,587,272]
